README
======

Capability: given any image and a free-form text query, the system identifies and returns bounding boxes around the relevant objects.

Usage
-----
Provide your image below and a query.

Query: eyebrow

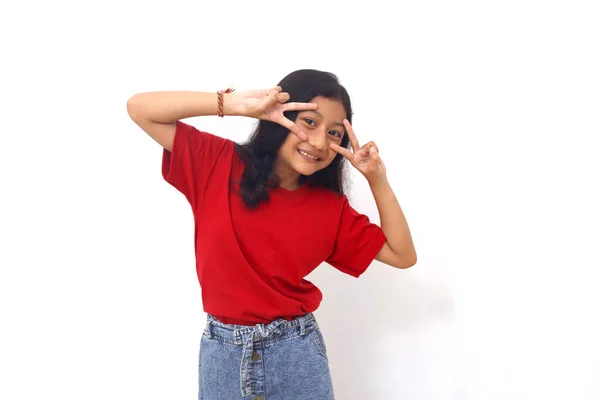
[304,110,345,129]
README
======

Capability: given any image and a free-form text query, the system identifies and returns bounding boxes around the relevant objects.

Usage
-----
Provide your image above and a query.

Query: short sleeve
[325,197,387,278]
[161,120,230,209]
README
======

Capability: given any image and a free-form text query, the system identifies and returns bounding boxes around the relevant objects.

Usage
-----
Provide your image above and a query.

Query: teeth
[299,150,318,160]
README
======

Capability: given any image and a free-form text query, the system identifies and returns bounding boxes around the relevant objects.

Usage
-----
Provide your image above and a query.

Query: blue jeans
[198,312,335,400]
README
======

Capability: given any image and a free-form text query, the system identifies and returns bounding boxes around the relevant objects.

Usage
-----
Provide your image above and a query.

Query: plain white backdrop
[1,0,599,399]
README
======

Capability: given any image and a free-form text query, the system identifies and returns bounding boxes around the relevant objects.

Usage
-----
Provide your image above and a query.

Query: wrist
[221,93,238,116]
[368,174,389,190]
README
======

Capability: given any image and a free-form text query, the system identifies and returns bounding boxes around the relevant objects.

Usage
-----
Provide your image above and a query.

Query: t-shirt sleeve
[161,120,230,209]
[325,196,387,278]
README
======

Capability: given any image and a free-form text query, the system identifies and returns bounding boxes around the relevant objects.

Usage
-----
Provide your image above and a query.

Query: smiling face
[275,96,347,189]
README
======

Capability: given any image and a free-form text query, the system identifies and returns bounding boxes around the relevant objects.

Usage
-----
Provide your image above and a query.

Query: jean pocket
[311,327,328,360]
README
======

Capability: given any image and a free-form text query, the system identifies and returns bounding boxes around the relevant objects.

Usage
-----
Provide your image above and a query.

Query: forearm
[127,91,237,123]
[369,176,417,261]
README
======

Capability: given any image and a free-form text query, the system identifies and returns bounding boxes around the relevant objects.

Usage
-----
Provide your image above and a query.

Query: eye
[303,118,316,126]
[329,130,342,138]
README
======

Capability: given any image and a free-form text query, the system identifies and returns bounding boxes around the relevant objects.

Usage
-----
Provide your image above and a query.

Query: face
[276,96,347,185]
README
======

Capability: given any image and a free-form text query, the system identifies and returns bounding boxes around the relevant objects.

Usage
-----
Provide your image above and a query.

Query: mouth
[297,149,321,163]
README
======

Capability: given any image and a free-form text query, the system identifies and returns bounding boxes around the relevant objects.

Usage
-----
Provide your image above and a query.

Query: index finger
[276,116,308,141]
[282,102,319,112]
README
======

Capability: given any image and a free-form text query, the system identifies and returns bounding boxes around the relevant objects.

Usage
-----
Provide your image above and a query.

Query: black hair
[233,69,353,209]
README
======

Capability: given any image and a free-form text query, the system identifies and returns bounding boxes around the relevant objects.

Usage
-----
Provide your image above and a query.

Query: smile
[297,149,320,162]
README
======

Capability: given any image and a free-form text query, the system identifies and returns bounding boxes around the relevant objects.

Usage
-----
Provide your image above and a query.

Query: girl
[127,69,416,400]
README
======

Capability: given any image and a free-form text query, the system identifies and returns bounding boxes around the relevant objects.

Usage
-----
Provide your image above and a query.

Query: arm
[330,120,417,270]
[126,87,317,151]
[369,176,417,269]
[126,91,233,152]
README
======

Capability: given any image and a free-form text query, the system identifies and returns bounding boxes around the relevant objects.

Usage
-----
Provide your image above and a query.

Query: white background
[1,0,599,399]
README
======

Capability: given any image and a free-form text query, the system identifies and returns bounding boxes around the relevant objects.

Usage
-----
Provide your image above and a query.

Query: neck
[273,159,300,190]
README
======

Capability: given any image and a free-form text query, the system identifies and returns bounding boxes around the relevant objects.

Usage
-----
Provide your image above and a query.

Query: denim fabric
[198,313,335,400]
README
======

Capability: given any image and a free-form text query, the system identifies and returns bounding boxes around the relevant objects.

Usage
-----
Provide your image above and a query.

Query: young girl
[127,69,416,400]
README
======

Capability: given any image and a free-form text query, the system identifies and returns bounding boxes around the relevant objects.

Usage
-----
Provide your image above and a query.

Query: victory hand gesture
[228,86,317,140]
[330,120,387,183]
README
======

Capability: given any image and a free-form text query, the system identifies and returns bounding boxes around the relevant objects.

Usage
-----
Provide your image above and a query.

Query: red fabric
[162,121,387,325]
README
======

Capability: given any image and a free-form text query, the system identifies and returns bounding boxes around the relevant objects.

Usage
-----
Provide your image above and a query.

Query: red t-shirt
[162,120,386,325]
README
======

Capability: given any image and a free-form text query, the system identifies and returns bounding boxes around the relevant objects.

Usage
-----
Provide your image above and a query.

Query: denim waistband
[203,313,318,397]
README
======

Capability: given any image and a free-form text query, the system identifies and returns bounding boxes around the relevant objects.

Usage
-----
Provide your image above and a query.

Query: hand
[330,119,387,183]
[227,86,317,140]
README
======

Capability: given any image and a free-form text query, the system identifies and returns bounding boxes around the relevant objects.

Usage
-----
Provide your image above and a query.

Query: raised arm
[126,88,319,151]
[127,91,227,151]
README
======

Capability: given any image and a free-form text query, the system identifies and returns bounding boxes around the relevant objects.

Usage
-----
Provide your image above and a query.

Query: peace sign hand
[229,86,316,140]
[330,120,387,183]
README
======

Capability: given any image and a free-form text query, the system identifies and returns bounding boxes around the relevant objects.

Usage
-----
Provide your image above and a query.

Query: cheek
[323,149,338,165]
[281,137,300,160]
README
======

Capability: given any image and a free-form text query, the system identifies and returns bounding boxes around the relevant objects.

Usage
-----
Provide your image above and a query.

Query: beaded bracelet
[217,88,234,117]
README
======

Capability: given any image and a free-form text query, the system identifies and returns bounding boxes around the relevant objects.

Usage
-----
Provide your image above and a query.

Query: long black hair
[233,69,353,209]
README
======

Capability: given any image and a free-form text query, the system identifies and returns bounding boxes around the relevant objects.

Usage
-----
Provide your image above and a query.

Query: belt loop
[300,316,306,336]
[233,328,242,345]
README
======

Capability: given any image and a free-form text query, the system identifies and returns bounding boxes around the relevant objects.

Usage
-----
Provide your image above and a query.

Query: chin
[293,161,330,176]
[294,165,319,176]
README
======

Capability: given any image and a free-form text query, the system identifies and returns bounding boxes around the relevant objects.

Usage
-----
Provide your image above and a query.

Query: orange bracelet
[217,88,234,117]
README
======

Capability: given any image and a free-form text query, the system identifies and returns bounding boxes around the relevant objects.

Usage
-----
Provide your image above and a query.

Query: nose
[307,128,329,152]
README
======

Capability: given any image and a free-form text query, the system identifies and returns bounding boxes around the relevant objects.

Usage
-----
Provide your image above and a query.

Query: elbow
[126,95,141,119]
[396,253,417,269]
